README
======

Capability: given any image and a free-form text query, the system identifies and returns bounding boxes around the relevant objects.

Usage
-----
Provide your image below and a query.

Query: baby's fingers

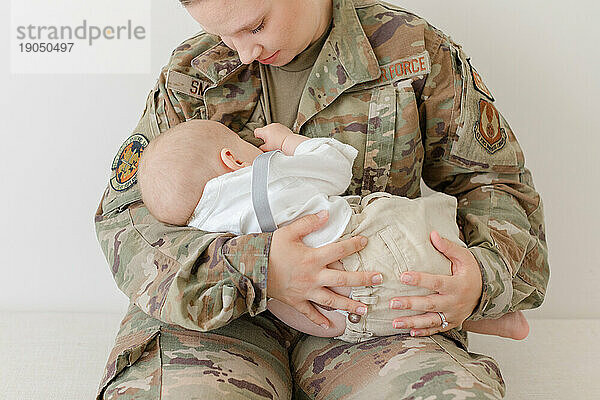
[253,128,265,139]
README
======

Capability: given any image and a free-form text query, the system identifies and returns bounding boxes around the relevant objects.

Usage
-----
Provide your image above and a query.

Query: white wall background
[1,0,598,319]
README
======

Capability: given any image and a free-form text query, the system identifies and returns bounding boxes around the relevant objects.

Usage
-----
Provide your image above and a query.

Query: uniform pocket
[447,44,522,174]
[377,225,409,279]
[170,90,207,121]
[300,83,397,197]
[387,79,424,198]
[361,84,397,195]
[98,330,162,400]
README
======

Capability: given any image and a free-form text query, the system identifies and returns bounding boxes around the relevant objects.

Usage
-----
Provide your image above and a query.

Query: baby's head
[137,119,262,225]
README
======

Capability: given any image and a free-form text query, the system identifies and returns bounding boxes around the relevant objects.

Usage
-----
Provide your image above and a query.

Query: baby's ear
[220,148,245,171]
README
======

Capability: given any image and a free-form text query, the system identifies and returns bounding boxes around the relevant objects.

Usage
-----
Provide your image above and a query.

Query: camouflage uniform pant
[101,309,505,399]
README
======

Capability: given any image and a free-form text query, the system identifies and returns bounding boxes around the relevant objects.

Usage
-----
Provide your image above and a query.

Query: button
[348,313,361,324]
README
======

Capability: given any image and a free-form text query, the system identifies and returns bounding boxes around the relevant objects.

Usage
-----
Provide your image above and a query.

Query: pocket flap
[377,226,408,279]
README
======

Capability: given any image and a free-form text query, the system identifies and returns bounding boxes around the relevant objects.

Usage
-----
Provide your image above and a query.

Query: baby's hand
[254,123,294,152]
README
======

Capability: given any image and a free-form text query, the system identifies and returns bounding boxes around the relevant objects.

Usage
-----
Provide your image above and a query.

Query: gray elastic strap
[251,151,279,233]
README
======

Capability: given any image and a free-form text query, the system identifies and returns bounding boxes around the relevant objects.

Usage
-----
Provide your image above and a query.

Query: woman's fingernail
[394,321,406,329]
[410,330,417,336]
[317,210,328,219]
[390,300,403,309]
[401,274,413,284]
[360,237,368,246]
[372,274,383,284]
[356,306,367,315]
[320,323,329,330]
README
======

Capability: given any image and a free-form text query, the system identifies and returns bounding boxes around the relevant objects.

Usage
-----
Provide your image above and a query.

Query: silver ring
[437,312,449,329]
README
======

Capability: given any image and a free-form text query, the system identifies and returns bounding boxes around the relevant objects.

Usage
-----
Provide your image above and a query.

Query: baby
[137,119,529,342]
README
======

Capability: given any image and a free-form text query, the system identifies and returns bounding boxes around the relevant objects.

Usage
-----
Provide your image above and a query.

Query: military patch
[468,58,494,101]
[166,70,204,100]
[374,51,431,85]
[110,133,149,192]
[474,99,506,154]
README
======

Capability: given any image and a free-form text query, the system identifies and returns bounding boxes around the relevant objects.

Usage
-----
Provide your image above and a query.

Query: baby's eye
[251,21,264,35]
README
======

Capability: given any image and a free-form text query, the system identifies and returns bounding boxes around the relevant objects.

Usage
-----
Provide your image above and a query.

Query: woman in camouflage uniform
[94,0,549,398]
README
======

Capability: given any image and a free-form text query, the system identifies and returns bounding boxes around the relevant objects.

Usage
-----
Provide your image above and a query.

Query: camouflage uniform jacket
[94,0,549,389]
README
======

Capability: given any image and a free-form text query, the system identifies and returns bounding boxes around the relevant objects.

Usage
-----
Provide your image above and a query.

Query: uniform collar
[191,41,242,84]
[326,0,380,84]
[294,0,381,130]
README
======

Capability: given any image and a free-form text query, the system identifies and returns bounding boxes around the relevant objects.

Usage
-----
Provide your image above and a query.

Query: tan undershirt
[262,22,332,130]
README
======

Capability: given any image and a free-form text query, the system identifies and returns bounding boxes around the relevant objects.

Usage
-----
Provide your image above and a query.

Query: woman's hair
[137,120,235,226]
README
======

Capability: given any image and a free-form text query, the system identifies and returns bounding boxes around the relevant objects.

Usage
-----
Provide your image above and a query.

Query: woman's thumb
[289,210,329,239]
[430,230,462,262]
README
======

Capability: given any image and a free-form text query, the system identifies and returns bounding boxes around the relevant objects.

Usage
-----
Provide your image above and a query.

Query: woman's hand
[389,231,483,336]
[267,210,384,329]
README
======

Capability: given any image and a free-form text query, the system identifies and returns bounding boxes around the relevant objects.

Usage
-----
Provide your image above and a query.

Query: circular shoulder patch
[110,133,149,192]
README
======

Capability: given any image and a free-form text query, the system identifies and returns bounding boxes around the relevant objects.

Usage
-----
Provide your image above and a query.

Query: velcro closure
[353,295,378,304]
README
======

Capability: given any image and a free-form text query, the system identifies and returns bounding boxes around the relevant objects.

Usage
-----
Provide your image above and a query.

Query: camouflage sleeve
[419,27,549,321]
[93,39,271,331]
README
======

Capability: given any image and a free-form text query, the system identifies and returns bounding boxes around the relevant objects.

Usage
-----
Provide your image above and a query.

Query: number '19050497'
[19,42,74,53]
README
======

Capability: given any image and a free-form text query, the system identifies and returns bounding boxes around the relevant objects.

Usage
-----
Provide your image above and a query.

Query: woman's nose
[231,37,262,64]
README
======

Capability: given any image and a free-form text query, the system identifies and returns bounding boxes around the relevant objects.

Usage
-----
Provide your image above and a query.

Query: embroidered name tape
[375,51,431,85]
[166,70,204,100]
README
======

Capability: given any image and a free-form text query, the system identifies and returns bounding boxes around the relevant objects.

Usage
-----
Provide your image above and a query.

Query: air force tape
[374,51,431,85]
